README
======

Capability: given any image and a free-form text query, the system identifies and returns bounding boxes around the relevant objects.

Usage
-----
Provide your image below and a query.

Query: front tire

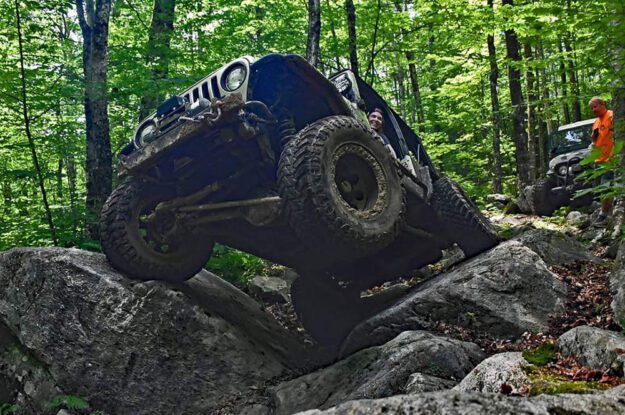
[431,177,500,258]
[278,116,405,259]
[100,180,214,282]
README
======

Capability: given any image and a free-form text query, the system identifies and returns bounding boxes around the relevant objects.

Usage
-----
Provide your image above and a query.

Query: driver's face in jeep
[368,111,384,132]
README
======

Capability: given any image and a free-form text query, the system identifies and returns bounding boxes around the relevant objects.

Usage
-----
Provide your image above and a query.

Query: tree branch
[123,0,149,31]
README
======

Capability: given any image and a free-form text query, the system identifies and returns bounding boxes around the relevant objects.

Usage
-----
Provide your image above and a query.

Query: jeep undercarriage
[101,54,500,352]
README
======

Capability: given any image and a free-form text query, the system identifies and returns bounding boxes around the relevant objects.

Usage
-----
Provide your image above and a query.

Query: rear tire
[431,177,500,258]
[278,116,405,259]
[100,180,214,282]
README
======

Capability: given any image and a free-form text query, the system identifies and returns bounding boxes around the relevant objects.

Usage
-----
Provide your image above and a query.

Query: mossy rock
[522,343,557,366]
[527,372,610,396]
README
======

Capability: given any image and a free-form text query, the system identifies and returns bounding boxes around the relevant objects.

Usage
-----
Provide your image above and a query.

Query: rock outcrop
[514,228,600,266]
[558,326,625,374]
[454,352,530,394]
[296,386,625,415]
[271,331,484,415]
[341,241,567,356]
[0,248,311,415]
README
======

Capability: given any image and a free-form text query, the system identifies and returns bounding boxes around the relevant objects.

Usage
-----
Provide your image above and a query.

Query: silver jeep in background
[518,119,595,216]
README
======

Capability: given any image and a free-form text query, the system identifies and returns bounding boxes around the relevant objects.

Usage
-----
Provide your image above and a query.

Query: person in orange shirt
[589,96,614,224]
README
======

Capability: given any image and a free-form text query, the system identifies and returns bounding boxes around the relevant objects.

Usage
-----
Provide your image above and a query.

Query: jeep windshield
[549,123,592,156]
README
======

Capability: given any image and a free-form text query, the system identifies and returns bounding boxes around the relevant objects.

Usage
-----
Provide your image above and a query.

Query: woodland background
[0,0,624,268]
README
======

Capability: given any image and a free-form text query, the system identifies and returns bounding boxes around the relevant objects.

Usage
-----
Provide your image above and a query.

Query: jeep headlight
[222,64,247,91]
[557,165,568,176]
[134,118,158,148]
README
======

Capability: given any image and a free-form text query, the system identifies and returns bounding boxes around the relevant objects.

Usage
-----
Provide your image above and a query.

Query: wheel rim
[134,198,182,257]
[331,143,388,217]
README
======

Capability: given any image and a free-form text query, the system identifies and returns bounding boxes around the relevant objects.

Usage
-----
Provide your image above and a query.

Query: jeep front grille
[183,75,222,105]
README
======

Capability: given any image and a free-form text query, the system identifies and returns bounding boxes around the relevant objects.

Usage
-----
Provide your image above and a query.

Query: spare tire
[431,177,500,258]
[529,176,567,216]
[100,180,214,282]
[278,116,405,258]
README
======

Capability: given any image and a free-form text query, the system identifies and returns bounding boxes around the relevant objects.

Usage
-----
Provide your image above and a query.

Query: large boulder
[296,386,625,415]
[557,326,625,374]
[341,241,567,356]
[0,248,311,415]
[271,331,484,415]
[514,228,600,266]
[454,352,530,394]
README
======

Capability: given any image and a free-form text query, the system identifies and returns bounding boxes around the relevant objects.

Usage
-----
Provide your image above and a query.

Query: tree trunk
[393,56,407,119]
[610,3,625,170]
[139,0,177,120]
[393,0,425,132]
[325,0,341,71]
[406,55,426,133]
[305,0,321,67]
[364,0,382,83]
[345,0,358,76]
[486,0,502,193]
[503,0,530,189]
[14,0,58,245]
[559,43,571,124]
[563,37,582,122]
[76,0,113,239]
[535,52,548,176]
[524,43,538,182]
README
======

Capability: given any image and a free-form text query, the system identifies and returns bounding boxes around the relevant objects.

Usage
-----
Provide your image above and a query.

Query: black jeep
[101,54,499,350]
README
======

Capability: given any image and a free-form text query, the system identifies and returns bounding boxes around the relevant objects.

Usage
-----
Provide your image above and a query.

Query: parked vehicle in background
[100,54,500,351]
[518,119,595,216]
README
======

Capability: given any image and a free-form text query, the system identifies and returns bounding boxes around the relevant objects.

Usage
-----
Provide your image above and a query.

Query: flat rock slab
[271,331,484,415]
[514,228,600,266]
[454,352,530,394]
[296,386,625,415]
[558,325,625,373]
[341,241,567,356]
[0,248,311,415]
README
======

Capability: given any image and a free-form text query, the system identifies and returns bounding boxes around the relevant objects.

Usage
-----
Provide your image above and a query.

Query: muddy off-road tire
[100,180,214,282]
[290,275,364,353]
[278,116,405,258]
[432,177,500,258]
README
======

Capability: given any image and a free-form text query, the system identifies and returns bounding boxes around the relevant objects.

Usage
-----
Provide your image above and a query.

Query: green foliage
[46,395,90,411]
[576,140,625,202]
[0,404,17,415]
[495,223,514,240]
[522,342,558,366]
[205,244,266,286]
[0,0,623,256]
